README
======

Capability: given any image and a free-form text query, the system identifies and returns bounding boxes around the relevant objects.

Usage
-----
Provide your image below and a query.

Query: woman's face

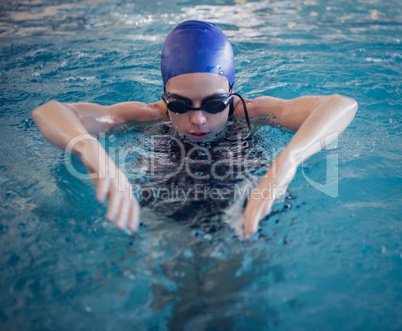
[165,73,231,142]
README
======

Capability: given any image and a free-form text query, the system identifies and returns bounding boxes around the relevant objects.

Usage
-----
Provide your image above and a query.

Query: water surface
[0,0,401,330]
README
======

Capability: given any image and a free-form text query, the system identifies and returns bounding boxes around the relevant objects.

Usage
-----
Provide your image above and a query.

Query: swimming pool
[0,0,401,329]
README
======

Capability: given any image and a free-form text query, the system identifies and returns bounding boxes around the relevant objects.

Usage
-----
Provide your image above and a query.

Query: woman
[32,20,357,238]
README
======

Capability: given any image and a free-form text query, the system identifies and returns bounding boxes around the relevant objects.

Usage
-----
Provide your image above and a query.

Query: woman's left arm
[242,94,358,238]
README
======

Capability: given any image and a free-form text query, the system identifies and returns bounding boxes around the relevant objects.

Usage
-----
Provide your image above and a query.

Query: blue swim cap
[161,20,235,87]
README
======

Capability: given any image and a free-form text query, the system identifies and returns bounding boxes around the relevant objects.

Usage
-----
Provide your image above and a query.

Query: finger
[106,187,121,223]
[96,178,109,202]
[128,199,140,231]
[245,198,274,238]
[235,213,247,240]
[244,216,259,238]
[244,203,264,238]
[115,196,130,230]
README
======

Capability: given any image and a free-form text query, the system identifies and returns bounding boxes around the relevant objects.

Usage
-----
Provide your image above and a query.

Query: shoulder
[107,100,167,122]
[232,94,328,131]
[68,100,168,134]
[232,95,287,126]
[233,95,321,117]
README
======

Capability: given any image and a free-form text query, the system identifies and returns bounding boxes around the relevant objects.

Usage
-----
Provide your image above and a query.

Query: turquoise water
[1,0,401,330]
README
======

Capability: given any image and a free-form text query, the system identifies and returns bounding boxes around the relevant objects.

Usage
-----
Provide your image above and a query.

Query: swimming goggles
[162,92,234,114]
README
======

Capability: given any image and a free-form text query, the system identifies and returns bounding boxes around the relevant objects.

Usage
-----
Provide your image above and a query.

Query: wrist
[67,135,104,173]
[261,150,298,189]
[276,148,300,170]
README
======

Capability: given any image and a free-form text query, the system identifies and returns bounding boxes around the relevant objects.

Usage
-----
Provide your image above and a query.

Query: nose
[189,110,207,126]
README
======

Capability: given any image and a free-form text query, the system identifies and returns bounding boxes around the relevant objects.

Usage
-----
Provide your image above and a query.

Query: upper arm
[70,100,167,134]
[241,95,327,132]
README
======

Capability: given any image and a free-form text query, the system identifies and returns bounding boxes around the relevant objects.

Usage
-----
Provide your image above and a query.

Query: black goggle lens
[162,93,233,114]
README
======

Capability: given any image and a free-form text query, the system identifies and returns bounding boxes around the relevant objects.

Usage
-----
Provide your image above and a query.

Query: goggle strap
[232,93,251,129]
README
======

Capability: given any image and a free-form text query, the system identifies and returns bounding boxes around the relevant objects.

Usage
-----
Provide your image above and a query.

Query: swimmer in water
[32,20,358,238]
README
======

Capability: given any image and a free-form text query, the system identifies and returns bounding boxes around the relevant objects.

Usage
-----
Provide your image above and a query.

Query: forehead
[165,73,229,99]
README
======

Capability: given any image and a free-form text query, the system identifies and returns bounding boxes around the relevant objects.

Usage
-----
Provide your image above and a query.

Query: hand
[242,188,275,238]
[240,153,297,239]
[82,145,140,232]
[93,166,140,232]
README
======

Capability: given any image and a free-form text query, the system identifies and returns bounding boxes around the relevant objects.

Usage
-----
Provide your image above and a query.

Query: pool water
[0,0,401,329]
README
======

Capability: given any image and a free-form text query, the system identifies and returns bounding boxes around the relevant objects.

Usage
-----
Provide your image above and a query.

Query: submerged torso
[113,118,283,232]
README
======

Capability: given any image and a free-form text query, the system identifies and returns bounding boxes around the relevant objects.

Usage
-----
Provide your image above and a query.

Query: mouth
[187,131,211,140]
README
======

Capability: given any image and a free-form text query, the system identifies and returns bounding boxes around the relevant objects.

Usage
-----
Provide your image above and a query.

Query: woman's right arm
[32,100,165,231]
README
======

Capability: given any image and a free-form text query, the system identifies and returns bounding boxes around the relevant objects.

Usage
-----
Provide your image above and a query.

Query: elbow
[336,94,358,111]
[341,94,358,113]
[331,94,358,121]
[32,100,56,122]
[350,98,358,116]
[32,104,45,124]
[32,100,70,124]
[31,108,38,123]
[345,96,358,124]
